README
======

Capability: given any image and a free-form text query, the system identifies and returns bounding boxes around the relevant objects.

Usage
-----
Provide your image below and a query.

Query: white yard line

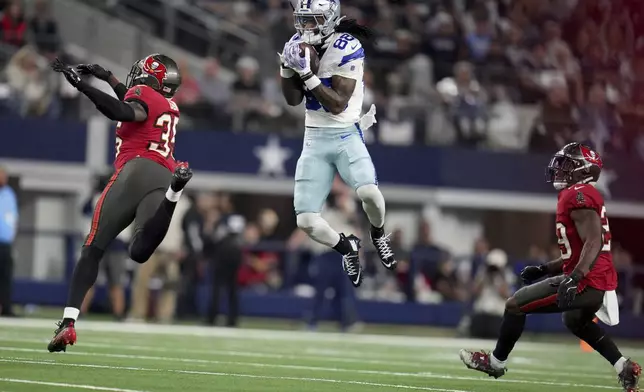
[0,359,469,392]
[0,337,614,380]
[0,378,148,392]
[0,317,594,353]
[0,348,618,389]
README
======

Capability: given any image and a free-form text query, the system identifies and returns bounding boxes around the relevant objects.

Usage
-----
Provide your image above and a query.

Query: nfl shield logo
[350,65,356,71]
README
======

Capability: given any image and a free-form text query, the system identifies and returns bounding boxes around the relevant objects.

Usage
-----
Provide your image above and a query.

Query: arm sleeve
[77,81,136,122]
[113,83,128,101]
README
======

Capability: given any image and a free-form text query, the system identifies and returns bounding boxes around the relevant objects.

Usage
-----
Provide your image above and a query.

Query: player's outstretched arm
[571,209,604,277]
[77,82,148,122]
[77,64,127,100]
[307,75,356,115]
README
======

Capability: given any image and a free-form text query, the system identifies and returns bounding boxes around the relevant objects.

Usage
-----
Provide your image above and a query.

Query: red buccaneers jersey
[556,184,617,291]
[114,85,179,172]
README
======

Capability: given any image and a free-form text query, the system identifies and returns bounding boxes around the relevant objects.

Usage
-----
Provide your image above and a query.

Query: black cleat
[341,234,364,288]
[618,359,641,392]
[370,228,397,270]
[171,161,193,192]
[459,349,506,379]
[47,320,77,352]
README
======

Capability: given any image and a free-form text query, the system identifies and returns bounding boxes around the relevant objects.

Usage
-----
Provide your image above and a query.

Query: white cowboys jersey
[303,32,365,128]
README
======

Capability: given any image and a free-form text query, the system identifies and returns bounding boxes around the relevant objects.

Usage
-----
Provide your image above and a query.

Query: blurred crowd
[78,171,644,333]
[0,0,83,120]
[2,0,644,161]
[201,0,644,158]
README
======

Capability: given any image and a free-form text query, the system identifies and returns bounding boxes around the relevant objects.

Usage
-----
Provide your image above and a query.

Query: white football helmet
[293,0,342,45]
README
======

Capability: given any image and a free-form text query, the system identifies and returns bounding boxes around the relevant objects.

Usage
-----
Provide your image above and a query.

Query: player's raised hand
[519,264,547,285]
[51,58,81,87]
[76,64,112,81]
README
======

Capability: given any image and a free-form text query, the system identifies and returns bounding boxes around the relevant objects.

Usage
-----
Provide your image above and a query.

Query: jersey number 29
[556,206,612,260]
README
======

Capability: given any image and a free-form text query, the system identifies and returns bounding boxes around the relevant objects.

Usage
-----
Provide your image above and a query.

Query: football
[299,42,320,75]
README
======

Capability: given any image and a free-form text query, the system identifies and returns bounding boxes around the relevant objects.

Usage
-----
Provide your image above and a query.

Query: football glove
[77,64,112,81]
[51,58,81,87]
[556,272,582,308]
[519,264,548,285]
[284,43,311,77]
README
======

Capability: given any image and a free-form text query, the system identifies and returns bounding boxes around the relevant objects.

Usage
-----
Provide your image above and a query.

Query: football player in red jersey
[47,55,193,352]
[460,143,640,392]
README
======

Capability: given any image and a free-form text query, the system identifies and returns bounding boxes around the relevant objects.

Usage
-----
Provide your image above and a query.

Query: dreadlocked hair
[335,18,375,44]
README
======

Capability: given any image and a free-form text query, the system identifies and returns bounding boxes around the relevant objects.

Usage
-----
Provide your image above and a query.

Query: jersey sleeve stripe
[339,48,365,67]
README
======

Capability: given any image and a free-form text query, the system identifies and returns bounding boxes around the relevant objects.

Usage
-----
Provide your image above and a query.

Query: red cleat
[47,321,77,352]
[619,359,641,392]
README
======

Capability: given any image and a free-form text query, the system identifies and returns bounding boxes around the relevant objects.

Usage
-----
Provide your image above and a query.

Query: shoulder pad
[325,33,365,67]
[561,184,603,211]
[125,84,158,103]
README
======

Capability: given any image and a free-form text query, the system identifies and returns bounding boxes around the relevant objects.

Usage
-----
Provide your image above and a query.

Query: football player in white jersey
[279,0,396,288]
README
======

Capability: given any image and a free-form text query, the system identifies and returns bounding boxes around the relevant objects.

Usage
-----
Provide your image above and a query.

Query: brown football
[299,42,320,75]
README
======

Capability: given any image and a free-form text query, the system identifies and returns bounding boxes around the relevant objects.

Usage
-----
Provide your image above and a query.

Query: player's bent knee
[562,311,584,333]
[128,231,152,264]
[356,184,380,203]
[80,245,105,265]
[296,212,321,234]
[505,297,521,314]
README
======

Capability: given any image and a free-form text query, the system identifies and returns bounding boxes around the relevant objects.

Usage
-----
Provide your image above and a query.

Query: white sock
[490,353,507,370]
[165,187,182,203]
[356,184,386,229]
[297,212,341,248]
[63,307,80,321]
[614,357,628,374]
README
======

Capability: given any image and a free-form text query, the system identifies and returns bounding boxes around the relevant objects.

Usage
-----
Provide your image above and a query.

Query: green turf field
[0,318,633,391]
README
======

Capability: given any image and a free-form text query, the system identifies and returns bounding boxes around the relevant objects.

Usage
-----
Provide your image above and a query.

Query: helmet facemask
[546,154,578,190]
[294,1,340,45]
[545,147,601,191]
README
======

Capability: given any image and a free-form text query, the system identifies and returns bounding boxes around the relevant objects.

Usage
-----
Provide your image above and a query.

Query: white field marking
[0,317,599,354]
[0,358,470,392]
[0,378,148,392]
[0,337,614,380]
[0,348,617,388]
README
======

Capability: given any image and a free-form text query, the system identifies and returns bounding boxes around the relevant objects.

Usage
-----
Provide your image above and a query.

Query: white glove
[358,104,377,131]
[278,41,300,78]
[285,46,312,77]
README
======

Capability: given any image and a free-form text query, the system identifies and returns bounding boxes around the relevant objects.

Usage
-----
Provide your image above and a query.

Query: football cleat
[370,230,397,270]
[341,234,364,288]
[459,349,506,379]
[47,321,77,352]
[618,359,641,392]
[171,161,193,192]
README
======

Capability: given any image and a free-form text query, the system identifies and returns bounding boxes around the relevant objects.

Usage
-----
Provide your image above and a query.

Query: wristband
[304,75,321,90]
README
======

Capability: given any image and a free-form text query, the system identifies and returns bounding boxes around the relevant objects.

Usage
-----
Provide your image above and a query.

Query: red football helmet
[126,54,181,98]
[546,143,603,190]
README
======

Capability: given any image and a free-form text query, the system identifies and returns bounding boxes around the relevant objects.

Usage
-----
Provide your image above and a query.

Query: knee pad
[296,213,322,235]
[562,311,585,334]
[80,245,105,264]
[356,184,380,204]
[505,297,521,315]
